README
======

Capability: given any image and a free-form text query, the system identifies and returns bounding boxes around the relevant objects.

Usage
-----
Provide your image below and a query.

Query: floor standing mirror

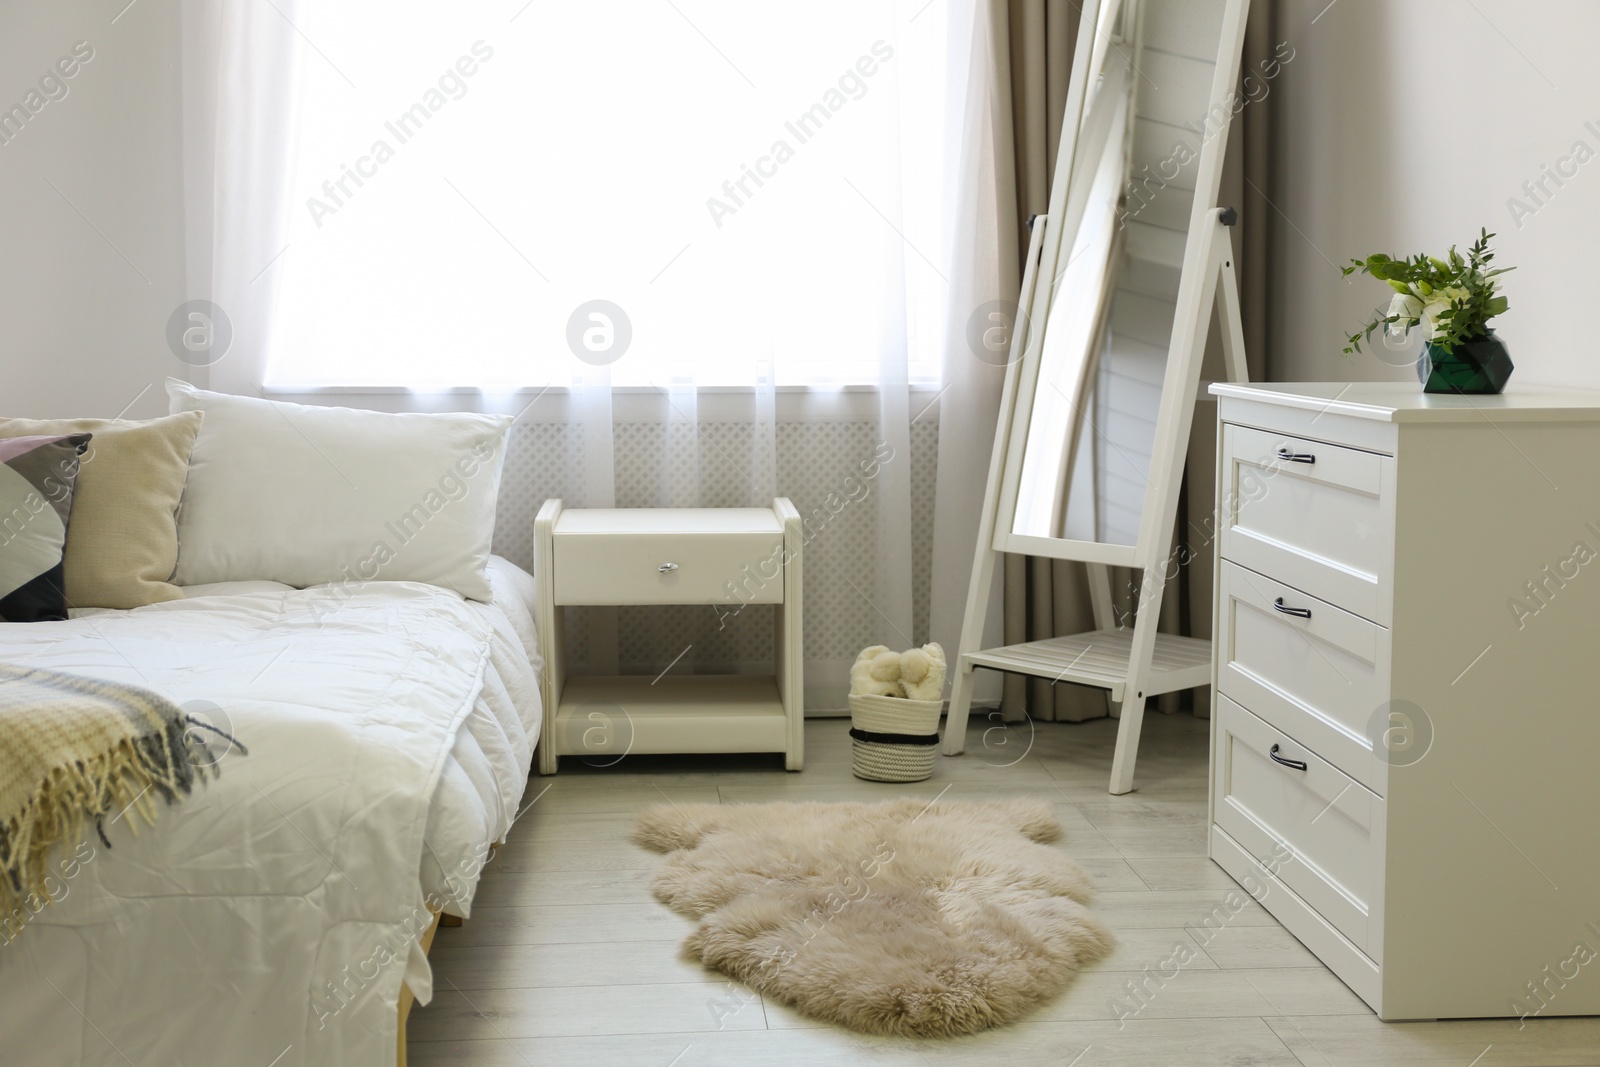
[943,0,1252,793]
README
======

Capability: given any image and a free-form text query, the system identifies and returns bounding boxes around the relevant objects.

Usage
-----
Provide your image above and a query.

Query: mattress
[101,556,544,914]
[417,556,543,912]
[0,556,543,1066]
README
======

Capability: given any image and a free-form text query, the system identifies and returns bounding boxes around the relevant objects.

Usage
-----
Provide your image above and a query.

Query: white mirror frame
[995,0,1250,569]
[941,0,1253,795]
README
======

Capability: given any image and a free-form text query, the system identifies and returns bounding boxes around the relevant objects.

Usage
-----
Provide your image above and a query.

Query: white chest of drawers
[534,499,804,775]
[1208,382,1600,1021]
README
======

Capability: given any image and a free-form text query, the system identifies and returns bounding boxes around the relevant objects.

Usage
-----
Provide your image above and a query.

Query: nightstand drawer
[1220,424,1394,625]
[553,523,784,606]
[1216,561,1388,793]
[1214,695,1384,961]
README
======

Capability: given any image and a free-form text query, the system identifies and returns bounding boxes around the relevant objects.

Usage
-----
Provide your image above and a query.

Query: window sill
[259,382,945,396]
[253,382,949,424]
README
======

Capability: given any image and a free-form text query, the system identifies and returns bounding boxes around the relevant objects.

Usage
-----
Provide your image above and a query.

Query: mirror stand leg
[942,663,977,756]
[1107,689,1147,795]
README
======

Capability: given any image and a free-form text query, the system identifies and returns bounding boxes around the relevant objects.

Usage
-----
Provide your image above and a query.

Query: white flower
[1387,292,1422,336]
[1416,287,1471,340]
[1419,297,1453,341]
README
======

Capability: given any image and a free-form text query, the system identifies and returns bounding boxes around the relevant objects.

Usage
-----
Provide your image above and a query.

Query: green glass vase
[1418,330,1514,394]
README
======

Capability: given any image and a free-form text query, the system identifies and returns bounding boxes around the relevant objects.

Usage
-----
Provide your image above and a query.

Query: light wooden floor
[408,712,1600,1066]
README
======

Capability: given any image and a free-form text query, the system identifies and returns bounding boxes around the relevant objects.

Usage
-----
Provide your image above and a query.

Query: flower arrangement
[1341,229,1512,356]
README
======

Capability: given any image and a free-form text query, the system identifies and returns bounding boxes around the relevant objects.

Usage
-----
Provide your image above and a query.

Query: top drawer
[1219,424,1395,625]
[553,512,785,607]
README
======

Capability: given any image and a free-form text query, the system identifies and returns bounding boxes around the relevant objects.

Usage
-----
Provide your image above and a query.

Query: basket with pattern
[848,693,942,782]
[847,643,946,783]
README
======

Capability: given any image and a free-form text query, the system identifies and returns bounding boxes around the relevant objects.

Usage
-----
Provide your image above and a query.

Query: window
[264,2,952,389]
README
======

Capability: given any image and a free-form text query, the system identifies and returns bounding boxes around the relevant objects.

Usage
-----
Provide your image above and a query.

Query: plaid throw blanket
[0,663,240,921]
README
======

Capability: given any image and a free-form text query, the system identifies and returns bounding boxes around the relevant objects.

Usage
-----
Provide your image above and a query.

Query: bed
[0,555,543,1067]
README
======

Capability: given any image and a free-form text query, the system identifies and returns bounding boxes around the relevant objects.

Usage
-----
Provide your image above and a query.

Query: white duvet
[0,558,542,1067]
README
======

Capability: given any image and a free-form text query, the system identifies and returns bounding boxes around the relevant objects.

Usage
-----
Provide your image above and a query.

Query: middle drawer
[1216,560,1389,793]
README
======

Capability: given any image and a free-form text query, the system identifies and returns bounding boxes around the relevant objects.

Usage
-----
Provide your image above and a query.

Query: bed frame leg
[398,909,442,1067]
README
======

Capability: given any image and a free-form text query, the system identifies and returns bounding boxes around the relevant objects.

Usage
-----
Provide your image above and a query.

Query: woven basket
[849,693,942,782]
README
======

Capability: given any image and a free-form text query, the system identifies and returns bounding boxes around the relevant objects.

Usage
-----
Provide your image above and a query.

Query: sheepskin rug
[631,797,1113,1037]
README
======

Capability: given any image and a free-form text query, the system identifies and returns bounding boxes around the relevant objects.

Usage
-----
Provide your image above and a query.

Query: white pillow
[167,379,511,601]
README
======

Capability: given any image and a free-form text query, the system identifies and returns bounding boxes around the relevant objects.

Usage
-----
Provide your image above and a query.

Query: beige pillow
[0,412,202,609]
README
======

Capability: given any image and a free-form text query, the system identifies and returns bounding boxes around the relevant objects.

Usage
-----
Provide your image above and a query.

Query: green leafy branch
[1342,228,1512,355]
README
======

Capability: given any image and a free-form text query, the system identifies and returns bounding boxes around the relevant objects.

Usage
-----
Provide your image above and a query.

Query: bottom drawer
[1213,694,1385,960]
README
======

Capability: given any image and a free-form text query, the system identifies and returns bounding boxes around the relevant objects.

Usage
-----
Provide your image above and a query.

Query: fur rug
[631,797,1113,1037]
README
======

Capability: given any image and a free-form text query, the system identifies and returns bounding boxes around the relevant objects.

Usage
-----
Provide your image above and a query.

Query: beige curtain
[995,0,1281,724]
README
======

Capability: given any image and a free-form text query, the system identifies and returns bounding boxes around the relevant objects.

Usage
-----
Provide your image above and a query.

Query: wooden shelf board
[551,674,787,757]
[559,673,783,712]
[962,629,1211,696]
[554,507,782,535]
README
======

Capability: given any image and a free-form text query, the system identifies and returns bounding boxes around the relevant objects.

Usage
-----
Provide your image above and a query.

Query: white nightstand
[533,498,804,774]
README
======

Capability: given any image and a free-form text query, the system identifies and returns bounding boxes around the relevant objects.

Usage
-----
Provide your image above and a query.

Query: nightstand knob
[658,562,679,573]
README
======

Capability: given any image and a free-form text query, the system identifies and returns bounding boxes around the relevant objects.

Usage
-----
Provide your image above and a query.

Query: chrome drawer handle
[1269,743,1308,772]
[1273,597,1312,619]
[658,562,679,574]
[1276,446,1316,464]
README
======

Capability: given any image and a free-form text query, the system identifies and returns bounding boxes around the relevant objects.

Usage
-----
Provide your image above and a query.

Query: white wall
[1270,0,1600,389]
[0,2,184,419]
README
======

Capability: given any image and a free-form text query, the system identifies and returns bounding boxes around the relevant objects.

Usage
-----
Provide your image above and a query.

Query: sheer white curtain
[179,0,300,396]
[927,0,1018,707]
[183,0,1010,710]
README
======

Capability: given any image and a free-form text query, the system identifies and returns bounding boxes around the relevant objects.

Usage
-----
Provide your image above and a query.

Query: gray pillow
[0,434,91,622]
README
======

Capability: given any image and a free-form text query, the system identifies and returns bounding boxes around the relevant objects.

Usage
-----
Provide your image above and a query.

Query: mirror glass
[1011,62,1129,541]
[1008,0,1221,547]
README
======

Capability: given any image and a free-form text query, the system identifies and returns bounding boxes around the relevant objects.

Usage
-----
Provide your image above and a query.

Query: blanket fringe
[0,714,243,923]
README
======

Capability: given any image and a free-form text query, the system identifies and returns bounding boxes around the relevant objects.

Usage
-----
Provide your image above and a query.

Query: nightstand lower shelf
[549,674,790,761]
